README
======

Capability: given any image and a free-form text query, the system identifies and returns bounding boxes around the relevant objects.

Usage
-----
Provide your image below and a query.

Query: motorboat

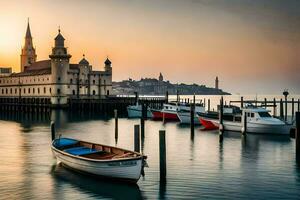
[152,102,180,121]
[127,103,153,118]
[177,104,205,124]
[199,107,292,134]
[52,137,147,183]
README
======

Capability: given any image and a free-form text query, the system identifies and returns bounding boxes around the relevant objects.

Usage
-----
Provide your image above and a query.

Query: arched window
[57,89,61,94]
[72,90,75,95]
[93,80,95,85]
[50,88,52,94]
[93,90,96,95]
[44,87,46,94]
[6,89,8,94]
[28,88,30,94]
[24,88,26,94]
[70,79,73,84]
[10,88,12,94]
[33,88,35,94]
[38,88,40,94]
[15,88,17,94]
[106,90,109,96]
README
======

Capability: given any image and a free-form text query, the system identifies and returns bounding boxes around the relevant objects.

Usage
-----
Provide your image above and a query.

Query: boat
[127,103,153,118]
[52,137,147,183]
[152,102,180,121]
[199,107,292,134]
[177,104,205,124]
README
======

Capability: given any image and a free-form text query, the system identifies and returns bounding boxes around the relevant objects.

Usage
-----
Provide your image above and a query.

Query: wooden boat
[127,104,153,118]
[52,137,147,183]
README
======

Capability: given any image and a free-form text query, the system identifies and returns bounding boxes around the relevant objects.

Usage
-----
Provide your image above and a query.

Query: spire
[25,18,32,38]
[105,57,111,65]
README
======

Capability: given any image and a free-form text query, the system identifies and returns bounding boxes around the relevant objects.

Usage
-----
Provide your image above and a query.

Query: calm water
[0,95,300,200]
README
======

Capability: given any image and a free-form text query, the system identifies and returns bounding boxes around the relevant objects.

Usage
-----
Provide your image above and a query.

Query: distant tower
[215,76,219,89]
[20,19,37,72]
[159,72,163,82]
[49,28,71,105]
[104,57,112,73]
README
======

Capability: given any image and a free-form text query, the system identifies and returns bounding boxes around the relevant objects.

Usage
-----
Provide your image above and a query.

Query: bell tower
[20,19,37,72]
[49,28,71,106]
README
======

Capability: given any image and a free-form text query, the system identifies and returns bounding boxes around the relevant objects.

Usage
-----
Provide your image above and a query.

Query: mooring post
[176,90,179,102]
[264,98,267,108]
[242,112,247,135]
[134,124,140,153]
[219,97,224,142]
[134,92,138,105]
[114,109,118,140]
[208,99,211,112]
[292,98,294,121]
[273,98,277,117]
[296,112,300,161]
[141,104,145,139]
[241,96,244,108]
[280,98,284,119]
[298,99,300,112]
[165,91,169,103]
[51,121,56,141]
[159,130,166,180]
[190,95,195,137]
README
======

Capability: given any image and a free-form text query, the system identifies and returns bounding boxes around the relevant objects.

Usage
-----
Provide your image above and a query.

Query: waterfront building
[0,67,12,76]
[0,22,112,106]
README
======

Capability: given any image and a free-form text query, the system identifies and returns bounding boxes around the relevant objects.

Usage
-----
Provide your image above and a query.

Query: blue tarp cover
[55,138,78,148]
[64,146,100,156]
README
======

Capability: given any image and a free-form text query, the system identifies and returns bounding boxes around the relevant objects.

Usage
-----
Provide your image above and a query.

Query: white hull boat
[127,104,153,118]
[52,138,146,183]
[177,106,205,124]
[200,107,292,135]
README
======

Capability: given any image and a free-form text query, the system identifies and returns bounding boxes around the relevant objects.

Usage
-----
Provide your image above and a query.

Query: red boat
[152,103,179,121]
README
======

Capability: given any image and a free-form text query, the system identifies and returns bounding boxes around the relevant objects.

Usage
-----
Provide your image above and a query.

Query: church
[0,21,112,106]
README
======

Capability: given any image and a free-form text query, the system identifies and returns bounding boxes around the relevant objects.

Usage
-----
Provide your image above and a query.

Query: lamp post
[283,89,289,122]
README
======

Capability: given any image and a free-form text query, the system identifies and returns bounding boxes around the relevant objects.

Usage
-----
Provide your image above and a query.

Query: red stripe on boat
[199,118,219,130]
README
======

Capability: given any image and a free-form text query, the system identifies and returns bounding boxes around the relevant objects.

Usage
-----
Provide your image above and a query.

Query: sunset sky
[0,0,299,94]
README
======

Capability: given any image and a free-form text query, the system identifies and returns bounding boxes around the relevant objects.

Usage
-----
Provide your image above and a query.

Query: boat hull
[177,112,200,124]
[52,148,143,183]
[127,106,153,118]
[152,110,179,121]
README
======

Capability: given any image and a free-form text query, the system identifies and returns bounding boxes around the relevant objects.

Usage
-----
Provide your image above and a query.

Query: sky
[0,0,299,94]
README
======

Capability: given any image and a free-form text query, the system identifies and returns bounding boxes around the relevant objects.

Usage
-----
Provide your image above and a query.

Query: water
[0,95,300,200]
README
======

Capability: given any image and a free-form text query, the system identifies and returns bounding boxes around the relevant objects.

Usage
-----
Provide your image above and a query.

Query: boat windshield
[258,112,272,118]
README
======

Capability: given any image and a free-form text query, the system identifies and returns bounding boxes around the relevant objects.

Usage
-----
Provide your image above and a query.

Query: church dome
[79,54,89,65]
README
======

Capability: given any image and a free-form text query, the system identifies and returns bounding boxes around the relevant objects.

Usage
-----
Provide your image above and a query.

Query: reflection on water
[0,95,300,199]
[51,164,144,200]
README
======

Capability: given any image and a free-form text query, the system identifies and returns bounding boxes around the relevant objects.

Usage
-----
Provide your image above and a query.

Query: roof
[9,68,51,77]
[55,30,65,41]
[70,64,79,70]
[79,58,89,65]
[105,58,111,65]
[26,21,32,38]
[24,60,51,71]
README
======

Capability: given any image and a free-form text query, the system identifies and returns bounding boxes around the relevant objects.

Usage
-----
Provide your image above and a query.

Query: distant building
[0,67,12,76]
[215,76,219,89]
[0,21,112,106]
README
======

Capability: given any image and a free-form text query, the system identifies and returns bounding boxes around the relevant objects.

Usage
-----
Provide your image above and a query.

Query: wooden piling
[219,97,224,142]
[190,95,195,137]
[51,121,55,141]
[264,98,267,108]
[114,109,118,140]
[273,98,277,117]
[292,98,294,121]
[296,112,300,161]
[241,96,244,108]
[134,124,140,153]
[159,130,166,180]
[298,99,300,112]
[242,112,247,135]
[141,104,145,139]
[280,98,284,119]
[208,99,211,111]
[285,96,288,122]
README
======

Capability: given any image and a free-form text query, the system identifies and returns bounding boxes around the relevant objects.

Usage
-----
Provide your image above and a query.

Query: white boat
[200,107,292,134]
[52,137,146,183]
[177,104,205,124]
[127,104,153,118]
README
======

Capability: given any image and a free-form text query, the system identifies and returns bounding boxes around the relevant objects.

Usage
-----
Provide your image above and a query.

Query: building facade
[0,67,12,76]
[0,22,112,106]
